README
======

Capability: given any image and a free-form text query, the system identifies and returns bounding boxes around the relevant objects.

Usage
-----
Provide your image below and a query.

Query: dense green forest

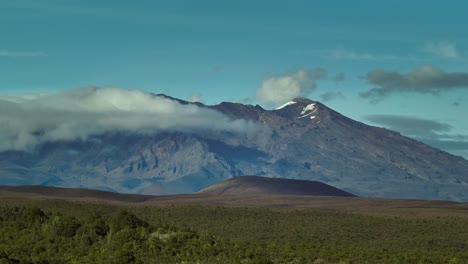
[0,199,467,263]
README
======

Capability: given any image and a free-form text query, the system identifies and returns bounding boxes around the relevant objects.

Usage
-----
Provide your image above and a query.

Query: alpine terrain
[1,95,467,201]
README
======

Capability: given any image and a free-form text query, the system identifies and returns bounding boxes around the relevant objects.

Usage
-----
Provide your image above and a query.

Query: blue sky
[1,0,468,158]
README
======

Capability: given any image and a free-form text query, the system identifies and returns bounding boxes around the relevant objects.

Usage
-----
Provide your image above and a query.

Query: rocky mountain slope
[1,95,467,201]
[198,176,356,197]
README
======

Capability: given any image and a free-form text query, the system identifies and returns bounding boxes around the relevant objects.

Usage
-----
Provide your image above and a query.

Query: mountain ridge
[1,94,467,201]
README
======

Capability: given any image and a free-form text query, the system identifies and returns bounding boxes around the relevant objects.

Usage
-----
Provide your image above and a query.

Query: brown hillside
[198,176,356,197]
[0,185,153,202]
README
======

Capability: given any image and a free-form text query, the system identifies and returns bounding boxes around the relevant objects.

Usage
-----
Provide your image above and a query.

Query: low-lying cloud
[364,115,452,137]
[364,114,468,159]
[0,87,259,151]
[361,65,468,102]
[256,69,326,107]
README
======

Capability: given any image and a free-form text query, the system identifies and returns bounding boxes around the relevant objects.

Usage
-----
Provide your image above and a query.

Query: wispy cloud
[210,65,223,73]
[312,45,461,62]
[0,51,47,57]
[452,96,464,107]
[319,92,346,102]
[333,72,346,82]
[1,1,100,16]
[423,41,461,59]
[187,93,204,103]
[328,48,404,61]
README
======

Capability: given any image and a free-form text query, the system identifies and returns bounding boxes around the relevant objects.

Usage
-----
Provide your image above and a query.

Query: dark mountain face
[198,176,356,197]
[1,96,467,201]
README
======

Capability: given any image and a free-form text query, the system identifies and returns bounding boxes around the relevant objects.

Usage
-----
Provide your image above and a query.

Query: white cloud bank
[0,87,259,151]
[256,69,326,107]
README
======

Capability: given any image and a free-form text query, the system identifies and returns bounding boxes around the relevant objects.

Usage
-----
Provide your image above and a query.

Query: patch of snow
[298,112,313,119]
[310,116,316,119]
[300,103,316,115]
[276,101,297,110]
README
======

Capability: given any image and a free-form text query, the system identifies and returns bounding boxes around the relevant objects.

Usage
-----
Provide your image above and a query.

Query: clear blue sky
[1,0,468,158]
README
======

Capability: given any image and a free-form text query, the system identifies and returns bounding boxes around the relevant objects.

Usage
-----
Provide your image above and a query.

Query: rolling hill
[198,176,356,197]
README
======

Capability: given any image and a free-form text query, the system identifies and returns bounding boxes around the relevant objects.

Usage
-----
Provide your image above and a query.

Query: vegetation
[0,199,467,263]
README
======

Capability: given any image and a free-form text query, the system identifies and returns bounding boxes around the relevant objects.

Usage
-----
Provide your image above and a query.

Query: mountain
[1,95,467,201]
[198,176,356,197]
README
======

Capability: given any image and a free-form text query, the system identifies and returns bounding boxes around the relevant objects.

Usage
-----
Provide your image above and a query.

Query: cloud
[424,137,468,148]
[329,48,402,61]
[423,41,460,59]
[187,93,204,103]
[364,114,468,159]
[0,51,47,57]
[361,65,468,102]
[331,48,373,60]
[1,1,100,16]
[364,115,452,137]
[211,65,223,72]
[319,92,345,102]
[256,69,326,107]
[420,138,468,160]
[334,72,345,82]
[0,87,260,151]
[452,96,464,107]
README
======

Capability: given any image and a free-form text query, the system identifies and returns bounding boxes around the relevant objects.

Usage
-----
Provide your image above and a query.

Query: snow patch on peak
[300,103,316,115]
[298,112,312,119]
[276,101,297,110]
[298,113,317,120]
